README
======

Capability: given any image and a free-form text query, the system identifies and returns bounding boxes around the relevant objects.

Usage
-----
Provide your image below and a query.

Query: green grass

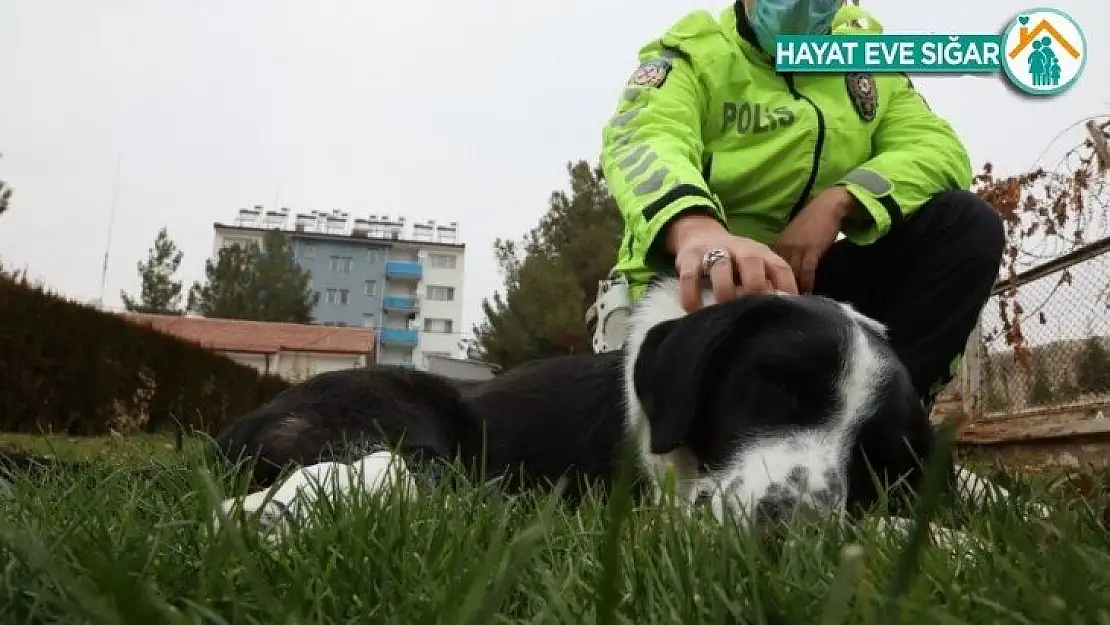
[0,431,196,462]
[1,439,1110,624]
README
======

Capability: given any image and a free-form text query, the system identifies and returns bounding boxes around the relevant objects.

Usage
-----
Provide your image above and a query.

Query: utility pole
[98,155,123,307]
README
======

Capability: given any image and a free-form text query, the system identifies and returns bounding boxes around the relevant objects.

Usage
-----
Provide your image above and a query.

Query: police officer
[592,0,1004,412]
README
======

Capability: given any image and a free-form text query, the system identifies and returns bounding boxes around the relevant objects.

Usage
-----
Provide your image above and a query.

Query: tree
[0,157,10,220]
[1056,376,1081,402]
[973,121,1109,366]
[982,359,1010,412]
[1075,335,1110,395]
[188,230,317,323]
[472,161,623,370]
[0,153,12,220]
[1027,350,1055,406]
[458,337,482,361]
[0,154,13,276]
[121,227,185,314]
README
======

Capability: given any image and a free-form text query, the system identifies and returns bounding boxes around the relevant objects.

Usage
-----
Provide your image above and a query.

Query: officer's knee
[590,275,634,354]
[935,189,1006,265]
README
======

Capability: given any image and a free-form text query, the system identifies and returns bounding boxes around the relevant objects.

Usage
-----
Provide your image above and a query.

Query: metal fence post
[961,320,983,422]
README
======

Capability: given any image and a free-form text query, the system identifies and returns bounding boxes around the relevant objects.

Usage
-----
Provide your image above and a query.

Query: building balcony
[382,295,420,313]
[379,328,419,348]
[385,259,423,281]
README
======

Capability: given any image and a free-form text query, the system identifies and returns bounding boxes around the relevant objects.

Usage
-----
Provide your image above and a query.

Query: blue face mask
[746,0,841,56]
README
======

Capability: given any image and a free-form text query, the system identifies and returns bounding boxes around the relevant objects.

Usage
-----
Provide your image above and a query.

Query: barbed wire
[975,113,1110,365]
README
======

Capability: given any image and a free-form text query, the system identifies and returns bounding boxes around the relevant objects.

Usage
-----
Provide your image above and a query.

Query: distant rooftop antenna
[98,154,122,304]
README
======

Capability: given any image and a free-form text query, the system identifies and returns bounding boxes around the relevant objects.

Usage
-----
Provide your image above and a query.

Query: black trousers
[813,190,1005,409]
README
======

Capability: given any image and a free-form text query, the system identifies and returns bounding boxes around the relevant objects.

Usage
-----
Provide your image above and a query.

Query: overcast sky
[0,0,1105,340]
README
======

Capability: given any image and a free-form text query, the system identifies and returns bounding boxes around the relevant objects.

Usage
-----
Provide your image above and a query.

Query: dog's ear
[632,307,744,455]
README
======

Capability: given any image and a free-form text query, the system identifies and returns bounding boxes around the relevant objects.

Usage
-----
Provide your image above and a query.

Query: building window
[364,280,379,296]
[437,230,458,244]
[367,250,385,264]
[423,318,453,334]
[367,224,387,239]
[427,253,456,270]
[303,245,316,259]
[222,236,256,249]
[326,288,350,305]
[329,256,353,273]
[426,285,455,302]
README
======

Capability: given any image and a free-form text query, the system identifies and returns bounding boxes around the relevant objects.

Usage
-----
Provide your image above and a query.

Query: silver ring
[700,248,730,275]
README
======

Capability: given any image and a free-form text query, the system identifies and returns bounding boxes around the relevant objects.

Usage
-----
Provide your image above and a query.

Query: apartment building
[211,205,466,369]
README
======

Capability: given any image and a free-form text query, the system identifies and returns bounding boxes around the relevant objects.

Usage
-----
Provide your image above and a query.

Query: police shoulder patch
[845,72,878,122]
[628,58,672,88]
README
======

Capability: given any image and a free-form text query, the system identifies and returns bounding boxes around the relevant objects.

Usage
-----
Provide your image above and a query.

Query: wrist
[664,211,727,254]
[831,186,862,223]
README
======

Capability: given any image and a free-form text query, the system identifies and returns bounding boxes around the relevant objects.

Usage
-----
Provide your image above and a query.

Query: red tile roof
[121,313,375,356]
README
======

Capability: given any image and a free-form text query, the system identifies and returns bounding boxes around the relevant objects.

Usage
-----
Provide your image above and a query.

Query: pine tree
[472,161,623,369]
[187,243,257,319]
[187,231,316,323]
[1027,351,1055,406]
[251,231,316,323]
[121,227,185,314]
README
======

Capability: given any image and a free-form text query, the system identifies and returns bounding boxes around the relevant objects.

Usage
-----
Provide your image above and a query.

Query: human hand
[773,186,856,294]
[666,213,798,312]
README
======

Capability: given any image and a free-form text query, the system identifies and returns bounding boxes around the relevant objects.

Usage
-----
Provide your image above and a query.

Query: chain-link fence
[960,235,1110,419]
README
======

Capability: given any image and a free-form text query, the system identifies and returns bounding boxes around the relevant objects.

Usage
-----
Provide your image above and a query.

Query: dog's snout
[820,468,846,499]
[756,467,846,524]
[807,468,847,514]
[754,482,798,523]
[711,455,848,527]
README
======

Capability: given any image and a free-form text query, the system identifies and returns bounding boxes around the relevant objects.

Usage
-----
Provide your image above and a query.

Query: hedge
[0,273,289,436]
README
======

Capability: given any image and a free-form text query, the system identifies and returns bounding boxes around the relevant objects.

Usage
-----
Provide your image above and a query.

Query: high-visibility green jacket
[601,4,973,300]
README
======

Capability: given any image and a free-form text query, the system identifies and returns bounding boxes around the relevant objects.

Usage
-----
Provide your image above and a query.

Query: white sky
[0,0,1105,340]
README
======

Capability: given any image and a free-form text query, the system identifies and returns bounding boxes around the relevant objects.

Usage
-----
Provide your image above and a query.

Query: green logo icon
[1000,7,1087,95]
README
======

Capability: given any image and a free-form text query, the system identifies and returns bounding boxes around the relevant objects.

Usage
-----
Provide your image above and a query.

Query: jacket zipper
[783,73,826,219]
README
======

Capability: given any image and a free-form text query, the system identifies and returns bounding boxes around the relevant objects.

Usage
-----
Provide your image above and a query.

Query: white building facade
[211,206,467,371]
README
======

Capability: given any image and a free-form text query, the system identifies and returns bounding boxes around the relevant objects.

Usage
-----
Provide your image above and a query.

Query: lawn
[0,431,200,462]
[1,436,1109,624]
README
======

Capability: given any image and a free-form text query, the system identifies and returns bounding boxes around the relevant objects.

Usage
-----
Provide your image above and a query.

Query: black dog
[216,279,937,527]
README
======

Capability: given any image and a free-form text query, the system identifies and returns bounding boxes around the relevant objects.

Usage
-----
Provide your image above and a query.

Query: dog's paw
[870,516,988,559]
[212,486,277,537]
[212,451,419,544]
[953,464,1052,521]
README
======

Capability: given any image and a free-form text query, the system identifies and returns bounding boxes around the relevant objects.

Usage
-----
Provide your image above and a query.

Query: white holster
[585,272,633,354]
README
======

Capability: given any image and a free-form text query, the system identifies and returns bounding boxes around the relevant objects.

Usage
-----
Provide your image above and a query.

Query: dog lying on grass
[213,279,1048,548]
